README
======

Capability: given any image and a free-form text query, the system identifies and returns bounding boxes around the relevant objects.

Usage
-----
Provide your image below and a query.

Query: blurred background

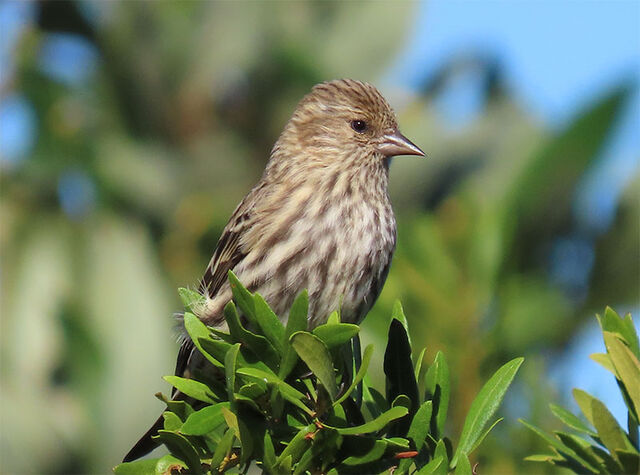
[0,1,638,473]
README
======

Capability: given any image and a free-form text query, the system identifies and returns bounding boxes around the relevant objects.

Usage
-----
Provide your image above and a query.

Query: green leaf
[549,403,596,436]
[113,458,163,475]
[275,424,315,469]
[224,301,280,369]
[290,331,338,401]
[590,352,616,374]
[253,293,285,354]
[327,311,340,325]
[178,287,205,312]
[237,367,313,415]
[225,343,240,402]
[154,454,189,475]
[468,418,503,455]
[416,456,443,474]
[163,376,216,404]
[155,430,202,474]
[573,389,597,426]
[228,270,257,325]
[180,402,230,436]
[603,331,640,418]
[312,323,360,349]
[591,396,634,456]
[555,431,605,473]
[425,351,450,438]
[162,411,182,431]
[263,432,277,474]
[600,307,640,358]
[391,300,411,344]
[210,428,235,471]
[433,439,449,475]
[183,312,223,368]
[342,440,387,465]
[384,318,420,435]
[520,419,598,472]
[279,290,309,379]
[452,357,523,467]
[454,454,472,475]
[398,400,433,473]
[414,347,427,385]
[334,344,373,406]
[329,406,409,435]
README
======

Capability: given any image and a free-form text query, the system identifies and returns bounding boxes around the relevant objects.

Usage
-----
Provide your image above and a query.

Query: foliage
[521,308,640,474]
[114,273,523,474]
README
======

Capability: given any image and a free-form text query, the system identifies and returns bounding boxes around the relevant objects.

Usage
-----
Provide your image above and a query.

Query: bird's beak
[377,130,425,158]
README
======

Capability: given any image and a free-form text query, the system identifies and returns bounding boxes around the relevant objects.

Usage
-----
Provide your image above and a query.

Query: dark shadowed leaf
[425,350,450,438]
[279,290,309,379]
[335,344,373,406]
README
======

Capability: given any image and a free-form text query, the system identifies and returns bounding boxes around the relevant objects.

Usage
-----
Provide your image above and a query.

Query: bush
[521,307,639,474]
[114,272,522,474]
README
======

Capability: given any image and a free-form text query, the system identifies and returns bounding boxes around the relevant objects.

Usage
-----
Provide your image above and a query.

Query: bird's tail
[122,413,164,462]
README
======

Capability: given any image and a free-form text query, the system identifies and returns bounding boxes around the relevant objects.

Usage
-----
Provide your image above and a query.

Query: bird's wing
[197,184,265,297]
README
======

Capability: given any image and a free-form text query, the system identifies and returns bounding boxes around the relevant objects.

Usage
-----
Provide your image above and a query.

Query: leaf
[555,431,605,473]
[603,331,640,417]
[223,301,280,369]
[162,412,182,431]
[237,367,313,415]
[163,376,216,404]
[279,290,309,379]
[549,403,596,436]
[416,456,443,474]
[590,352,616,374]
[454,454,472,475]
[342,440,387,465]
[573,388,597,426]
[228,270,257,325]
[178,287,205,312]
[600,307,640,358]
[275,424,315,469]
[263,432,277,473]
[425,351,450,438]
[433,439,449,475]
[225,343,240,402]
[290,331,338,401]
[384,318,420,435]
[329,406,409,435]
[414,347,427,385]
[591,396,634,455]
[398,401,433,473]
[183,312,223,368]
[253,293,285,354]
[327,311,340,325]
[180,402,230,436]
[335,344,374,406]
[452,357,523,467]
[520,419,598,472]
[468,418,503,455]
[113,458,162,475]
[155,430,202,474]
[154,454,189,475]
[210,428,236,471]
[312,323,360,349]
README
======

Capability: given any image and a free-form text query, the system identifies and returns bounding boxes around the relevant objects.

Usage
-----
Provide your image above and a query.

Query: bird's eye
[351,120,367,133]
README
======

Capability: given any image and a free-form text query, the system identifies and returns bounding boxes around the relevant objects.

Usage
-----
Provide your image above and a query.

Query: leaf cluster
[115,272,522,474]
[521,307,640,474]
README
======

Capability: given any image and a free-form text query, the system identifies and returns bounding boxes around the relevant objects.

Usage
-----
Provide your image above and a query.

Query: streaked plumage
[123,79,424,462]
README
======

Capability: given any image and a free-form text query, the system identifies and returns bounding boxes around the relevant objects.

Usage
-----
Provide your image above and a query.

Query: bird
[123,79,424,462]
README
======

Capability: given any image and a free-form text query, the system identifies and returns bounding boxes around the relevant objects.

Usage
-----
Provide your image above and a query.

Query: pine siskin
[123,79,424,462]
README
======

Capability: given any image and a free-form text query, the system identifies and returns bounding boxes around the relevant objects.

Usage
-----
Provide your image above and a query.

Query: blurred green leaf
[600,308,640,358]
[425,350,450,438]
[591,397,635,455]
[113,458,162,474]
[454,453,471,475]
[178,287,205,313]
[549,403,596,436]
[416,456,444,474]
[603,331,640,418]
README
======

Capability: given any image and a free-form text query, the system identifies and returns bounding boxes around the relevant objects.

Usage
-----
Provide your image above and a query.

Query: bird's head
[273,79,424,171]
